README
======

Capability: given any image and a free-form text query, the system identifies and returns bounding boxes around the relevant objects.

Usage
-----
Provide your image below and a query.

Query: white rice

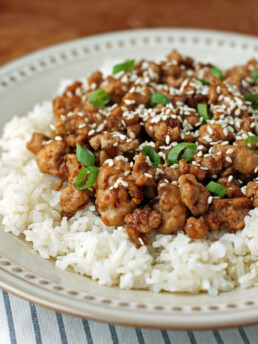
[0,101,258,296]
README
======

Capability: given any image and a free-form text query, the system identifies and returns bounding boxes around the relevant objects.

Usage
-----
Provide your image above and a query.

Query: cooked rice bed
[0,101,258,296]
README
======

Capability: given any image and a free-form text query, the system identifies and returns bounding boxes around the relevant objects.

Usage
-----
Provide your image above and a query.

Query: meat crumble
[27,51,258,246]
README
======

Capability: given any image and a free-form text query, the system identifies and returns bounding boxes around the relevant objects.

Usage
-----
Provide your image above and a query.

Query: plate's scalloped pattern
[0,29,258,329]
[1,29,258,92]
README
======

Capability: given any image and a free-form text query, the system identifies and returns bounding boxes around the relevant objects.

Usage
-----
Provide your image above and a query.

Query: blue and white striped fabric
[0,290,257,344]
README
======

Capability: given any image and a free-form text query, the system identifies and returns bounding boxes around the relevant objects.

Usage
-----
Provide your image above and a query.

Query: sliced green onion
[195,78,211,86]
[206,181,227,198]
[251,70,258,83]
[197,103,210,123]
[74,166,99,190]
[251,105,258,110]
[167,142,197,164]
[112,59,135,74]
[142,145,160,168]
[88,89,110,107]
[246,136,258,154]
[76,143,95,167]
[244,94,258,102]
[150,93,170,107]
[210,66,223,80]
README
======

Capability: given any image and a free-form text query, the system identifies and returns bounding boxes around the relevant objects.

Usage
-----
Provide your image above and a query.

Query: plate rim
[0,27,258,330]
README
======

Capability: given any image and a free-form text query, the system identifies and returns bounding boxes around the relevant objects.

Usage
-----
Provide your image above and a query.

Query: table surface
[1,290,257,344]
[0,0,258,66]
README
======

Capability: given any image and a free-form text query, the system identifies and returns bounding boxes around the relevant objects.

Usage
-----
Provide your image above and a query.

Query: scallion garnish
[210,66,223,80]
[88,89,110,107]
[142,146,160,168]
[244,94,258,102]
[251,70,258,84]
[195,78,210,86]
[112,59,135,74]
[74,166,99,190]
[245,136,258,154]
[251,105,258,110]
[206,181,227,198]
[76,143,95,167]
[167,142,197,164]
[150,93,170,107]
[197,103,210,123]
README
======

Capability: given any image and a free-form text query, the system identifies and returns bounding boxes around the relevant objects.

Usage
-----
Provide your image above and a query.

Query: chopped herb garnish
[246,136,258,154]
[251,70,258,84]
[150,93,170,107]
[142,146,160,168]
[210,66,223,80]
[195,78,210,86]
[251,105,258,110]
[206,181,227,198]
[74,166,99,190]
[167,142,197,164]
[197,103,210,123]
[244,94,258,102]
[112,59,135,74]
[76,143,95,167]
[88,89,110,107]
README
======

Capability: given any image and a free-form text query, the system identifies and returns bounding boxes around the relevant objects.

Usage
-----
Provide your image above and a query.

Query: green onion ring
[142,146,160,168]
[150,93,170,107]
[76,143,95,167]
[246,136,258,154]
[112,59,135,74]
[167,142,197,164]
[74,166,99,190]
[88,89,110,107]
[197,103,210,123]
[206,181,227,198]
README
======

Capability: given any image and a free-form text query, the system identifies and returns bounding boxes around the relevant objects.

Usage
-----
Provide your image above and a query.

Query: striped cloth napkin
[0,289,257,344]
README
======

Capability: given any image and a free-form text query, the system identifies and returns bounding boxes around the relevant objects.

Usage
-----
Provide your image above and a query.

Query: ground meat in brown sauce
[205,197,253,232]
[36,140,69,177]
[27,132,50,154]
[179,174,210,216]
[27,50,258,246]
[125,208,161,247]
[184,217,209,239]
[153,183,187,234]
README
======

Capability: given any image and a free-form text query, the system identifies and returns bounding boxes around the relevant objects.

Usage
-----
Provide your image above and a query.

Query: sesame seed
[138,237,144,246]
[78,123,86,129]
[228,175,233,182]
[208,196,213,204]
[226,156,232,163]
[226,149,233,154]
[50,124,56,131]
[144,173,152,178]
[60,115,66,121]
[121,180,128,187]
[88,129,95,136]
[207,126,214,135]
[55,136,62,141]
[124,99,136,105]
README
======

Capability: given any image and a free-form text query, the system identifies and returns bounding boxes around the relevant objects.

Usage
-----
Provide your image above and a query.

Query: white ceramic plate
[0,29,258,330]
